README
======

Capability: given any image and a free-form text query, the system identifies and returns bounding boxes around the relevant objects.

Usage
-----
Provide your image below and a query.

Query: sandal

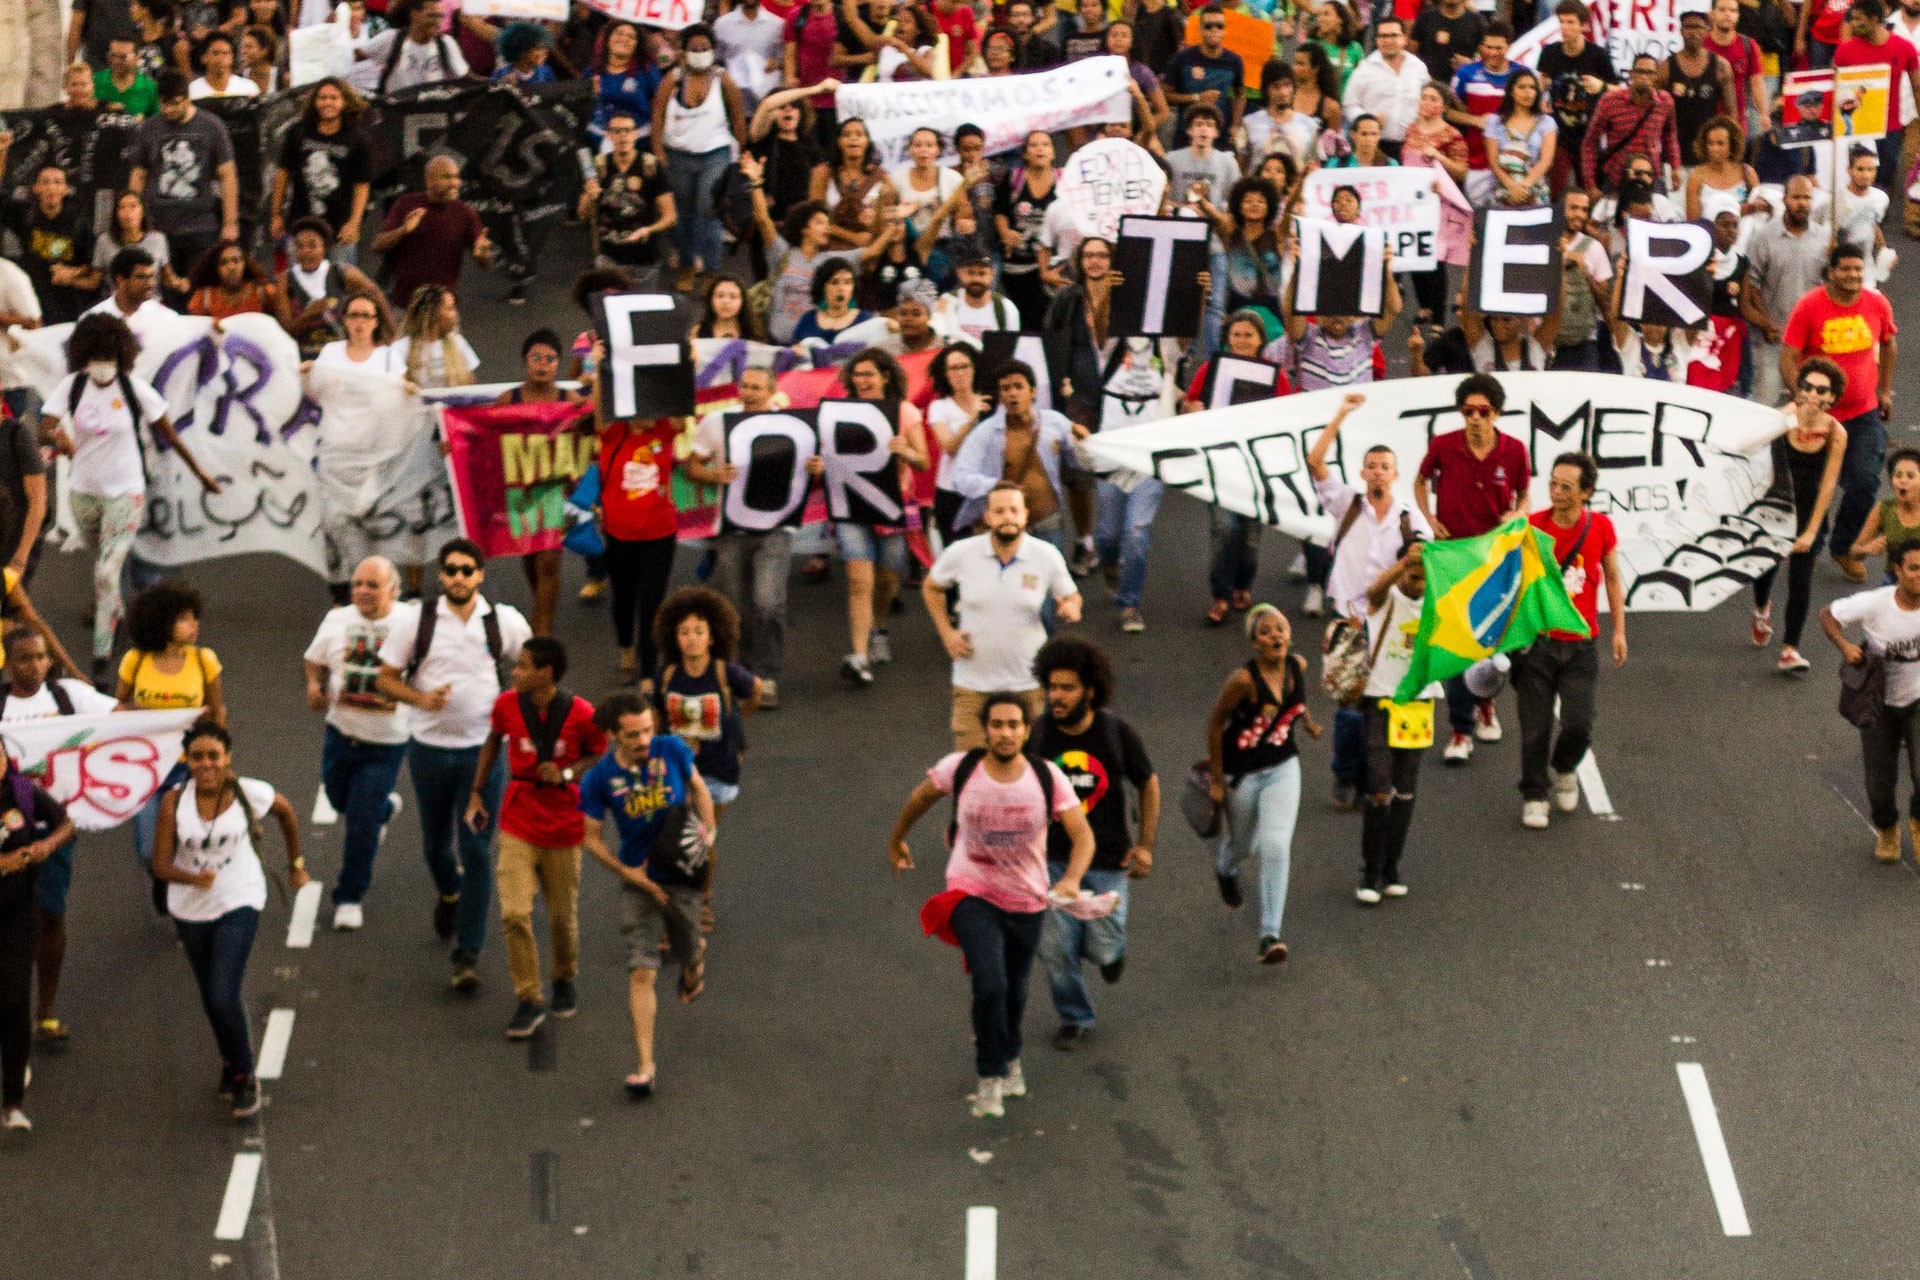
[35,1018,69,1044]
[1230,589,1254,611]
[680,947,706,1005]
[624,1072,655,1100]
[1205,599,1231,626]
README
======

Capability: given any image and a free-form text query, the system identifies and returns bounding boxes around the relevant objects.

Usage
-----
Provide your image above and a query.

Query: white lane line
[256,1009,295,1080]
[215,1153,264,1240]
[1675,1063,1752,1237]
[1575,750,1615,818]
[285,881,322,949]
[965,1206,997,1280]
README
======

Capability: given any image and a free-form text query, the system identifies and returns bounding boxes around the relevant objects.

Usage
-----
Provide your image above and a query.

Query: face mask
[684,49,714,70]
[86,361,118,386]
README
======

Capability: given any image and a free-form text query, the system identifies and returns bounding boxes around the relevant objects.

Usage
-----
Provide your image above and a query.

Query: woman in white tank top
[652,24,747,283]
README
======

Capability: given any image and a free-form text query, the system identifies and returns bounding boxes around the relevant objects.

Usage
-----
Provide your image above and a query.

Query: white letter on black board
[817,399,904,525]
[1621,218,1713,327]
[597,292,694,419]
[723,412,815,532]
[1111,215,1210,337]
[1468,206,1563,317]
[1205,355,1286,411]
[1293,216,1385,317]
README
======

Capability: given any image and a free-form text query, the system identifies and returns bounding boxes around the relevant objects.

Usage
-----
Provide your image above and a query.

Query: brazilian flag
[1393,517,1592,702]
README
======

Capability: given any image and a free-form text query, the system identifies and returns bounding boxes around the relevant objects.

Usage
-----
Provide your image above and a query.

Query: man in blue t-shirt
[579,693,716,1099]
[1164,3,1246,143]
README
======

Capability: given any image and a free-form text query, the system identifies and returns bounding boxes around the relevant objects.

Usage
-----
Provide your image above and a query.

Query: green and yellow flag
[1393,516,1592,702]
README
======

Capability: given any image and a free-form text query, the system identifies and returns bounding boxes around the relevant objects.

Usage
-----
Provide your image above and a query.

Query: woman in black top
[744,82,833,277]
[1205,604,1319,965]
[0,757,76,1133]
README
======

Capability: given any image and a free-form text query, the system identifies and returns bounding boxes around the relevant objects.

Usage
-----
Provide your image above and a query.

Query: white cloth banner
[1054,137,1168,242]
[580,0,702,31]
[307,363,459,579]
[4,709,201,831]
[837,56,1134,167]
[289,22,353,89]
[463,0,568,18]
[1082,373,1794,612]
[1300,167,1449,272]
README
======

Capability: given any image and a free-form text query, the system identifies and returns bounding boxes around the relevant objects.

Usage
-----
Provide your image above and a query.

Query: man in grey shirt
[1165,104,1244,363]
[1742,175,1829,407]
[128,70,239,286]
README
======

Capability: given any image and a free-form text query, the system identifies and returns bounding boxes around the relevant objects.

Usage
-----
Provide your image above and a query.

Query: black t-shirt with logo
[2,200,94,324]
[1031,710,1154,870]
[278,121,374,235]
[1536,41,1616,134]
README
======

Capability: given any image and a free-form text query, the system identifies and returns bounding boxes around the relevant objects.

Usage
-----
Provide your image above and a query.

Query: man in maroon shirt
[1414,373,1533,763]
[467,636,607,1040]
[370,154,494,307]
[1834,0,1920,201]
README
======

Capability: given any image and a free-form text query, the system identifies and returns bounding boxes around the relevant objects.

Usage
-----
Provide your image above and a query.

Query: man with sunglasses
[1414,373,1532,764]
[1164,3,1245,144]
[376,538,532,992]
[1781,243,1900,584]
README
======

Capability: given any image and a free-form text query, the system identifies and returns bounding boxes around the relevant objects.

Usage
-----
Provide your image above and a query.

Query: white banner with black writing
[719,401,904,532]
[836,56,1134,167]
[1054,137,1169,243]
[1299,167,1447,272]
[1081,373,1795,612]
[306,362,459,579]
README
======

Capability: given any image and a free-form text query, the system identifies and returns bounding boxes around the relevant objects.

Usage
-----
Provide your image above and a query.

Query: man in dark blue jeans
[376,539,531,992]
[304,556,415,933]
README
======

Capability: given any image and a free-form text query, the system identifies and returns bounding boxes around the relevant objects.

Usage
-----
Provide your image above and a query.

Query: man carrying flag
[1513,453,1628,831]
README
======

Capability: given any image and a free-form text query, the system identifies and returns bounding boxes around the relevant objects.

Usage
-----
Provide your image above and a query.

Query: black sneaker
[215,1067,237,1100]
[230,1077,261,1119]
[433,894,459,940]
[449,951,480,993]
[505,1000,546,1039]
[1098,956,1126,984]
[1216,872,1244,909]
[1052,1024,1088,1052]
[550,978,577,1018]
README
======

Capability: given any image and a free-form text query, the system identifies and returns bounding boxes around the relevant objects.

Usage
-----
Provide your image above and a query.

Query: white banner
[464,0,568,18]
[837,56,1134,166]
[579,0,702,29]
[289,22,353,89]
[1054,137,1168,243]
[1300,167,1449,272]
[1082,373,1794,612]
[307,363,459,579]
[3,709,201,831]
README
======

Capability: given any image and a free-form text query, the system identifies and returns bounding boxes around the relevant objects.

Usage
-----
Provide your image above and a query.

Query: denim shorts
[34,840,75,913]
[833,521,908,573]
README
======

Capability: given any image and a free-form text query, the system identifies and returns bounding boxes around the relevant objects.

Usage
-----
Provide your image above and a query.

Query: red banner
[442,401,597,558]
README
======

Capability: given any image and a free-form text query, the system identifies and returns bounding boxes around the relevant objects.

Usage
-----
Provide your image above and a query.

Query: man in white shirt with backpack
[376,538,530,993]
[932,246,1021,345]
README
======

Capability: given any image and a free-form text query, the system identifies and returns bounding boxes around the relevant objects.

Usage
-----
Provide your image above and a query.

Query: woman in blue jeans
[650,24,745,285]
[1206,604,1320,965]
[152,721,305,1121]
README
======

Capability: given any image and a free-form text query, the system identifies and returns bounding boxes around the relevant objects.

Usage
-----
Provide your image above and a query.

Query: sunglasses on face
[1798,380,1833,396]
[1461,404,1497,419]
[441,562,480,577]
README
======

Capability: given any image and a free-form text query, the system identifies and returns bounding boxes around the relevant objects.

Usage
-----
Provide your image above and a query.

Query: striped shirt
[1293,324,1376,392]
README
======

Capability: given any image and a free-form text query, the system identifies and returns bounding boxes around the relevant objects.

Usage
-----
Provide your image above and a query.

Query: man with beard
[1744,175,1832,406]
[1028,636,1157,1052]
[932,246,1020,344]
[1552,188,1615,372]
[924,482,1081,751]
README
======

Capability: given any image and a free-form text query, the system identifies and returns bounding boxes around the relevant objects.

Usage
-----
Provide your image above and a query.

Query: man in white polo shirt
[376,538,531,992]
[923,481,1083,750]
[1305,390,1430,808]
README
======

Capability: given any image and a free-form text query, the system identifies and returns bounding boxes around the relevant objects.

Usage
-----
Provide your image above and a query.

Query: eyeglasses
[1460,403,1497,419]
[440,562,480,577]
[1798,380,1834,396]
[344,310,378,320]
[1201,22,1225,30]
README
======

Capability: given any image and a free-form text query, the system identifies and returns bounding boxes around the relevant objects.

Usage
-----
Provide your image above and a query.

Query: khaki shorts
[950,687,1047,752]
[620,881,702,971]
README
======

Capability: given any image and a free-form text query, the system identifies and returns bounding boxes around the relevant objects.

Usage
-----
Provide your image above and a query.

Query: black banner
[978,330,1068,415]
[0,106,142,230]
[1110,215,1210,338]
[362,78,594,221]
[593,291,694,420]
[1203,355,1287,410]
[1466,205,1564,318]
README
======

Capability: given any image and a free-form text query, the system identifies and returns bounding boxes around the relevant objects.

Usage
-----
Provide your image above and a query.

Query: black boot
[1358,803,1389,904]
[1382,797,1417,894]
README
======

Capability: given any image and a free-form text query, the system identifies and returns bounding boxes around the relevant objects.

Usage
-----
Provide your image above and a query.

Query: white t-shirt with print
[0,679,118,720]
[1364,586,1441,699]
[47,372,170,499]
[166,777,278,922]
[1831,585,1920,707]
[305,601,419,744]
[927,532,1075,692]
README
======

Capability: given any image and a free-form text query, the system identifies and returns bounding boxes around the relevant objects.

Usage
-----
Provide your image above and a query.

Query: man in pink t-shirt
[887,692,1093,1120]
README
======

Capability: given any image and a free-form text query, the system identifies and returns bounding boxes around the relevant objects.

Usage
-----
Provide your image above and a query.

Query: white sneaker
[1474,700,1502,742]
[378,792,403,846]
[311,786,339,827]
[970,1075,1005,1119]
[332,902,364,931]
[1382,881,1409,898]
[840,654,874,685]
[758,679,779,709]
[1355,884,1383,905]
[1521,800,1550,829]
[1303,585,1325,618]
[1443,732,1474,763]
[1002,1058,1026,1098]
[869,630,892,666]
[2,1108,30,1131]
[1287,550,1308,581]
[1550,770,1580,813]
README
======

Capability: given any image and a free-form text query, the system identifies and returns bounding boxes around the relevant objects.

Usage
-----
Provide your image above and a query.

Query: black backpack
[513,688,578,783]
[0,681,74,717]
[405,600,508,688]
[947,748,1057,844]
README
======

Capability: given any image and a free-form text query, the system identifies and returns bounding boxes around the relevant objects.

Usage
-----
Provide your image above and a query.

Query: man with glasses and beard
[376,539,532,993]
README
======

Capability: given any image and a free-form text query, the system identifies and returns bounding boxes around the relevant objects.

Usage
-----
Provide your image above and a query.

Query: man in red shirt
[1515,452,1627,831]
[369,155,493,307]
[468,636,607,1039]
[1781,242,1901,581]
[1414,373,1533,763]
[1834,0,1920,201]
[1706,0,1768,126]
[928,0,981,74]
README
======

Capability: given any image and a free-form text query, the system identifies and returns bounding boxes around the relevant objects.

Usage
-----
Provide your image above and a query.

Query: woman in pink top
[887,693,1093,1120]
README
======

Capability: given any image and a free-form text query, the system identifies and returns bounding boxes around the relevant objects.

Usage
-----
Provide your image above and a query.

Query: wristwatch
[562,767,576,784]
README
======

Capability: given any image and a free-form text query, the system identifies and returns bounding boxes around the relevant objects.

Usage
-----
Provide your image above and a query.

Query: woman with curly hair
[268,77,372,261]
[389,283,479,390]
[652,585,760,930]
[41,315,221,683]
[117,579,228,906]
[185,240,292,326]
[492,20,555,84]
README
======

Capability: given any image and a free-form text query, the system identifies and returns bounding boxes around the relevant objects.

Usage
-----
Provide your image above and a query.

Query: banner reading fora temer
[442,401,597,558]
[1,709,201,832]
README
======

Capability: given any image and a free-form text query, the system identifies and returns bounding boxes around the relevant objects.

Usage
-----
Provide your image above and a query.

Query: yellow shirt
[118,645,223,710]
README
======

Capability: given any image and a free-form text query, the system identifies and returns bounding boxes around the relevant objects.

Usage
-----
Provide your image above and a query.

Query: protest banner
[1466,205,1564,316]
[1620,217,1713,327]
[836,57,1133,165]
[1,709,203,832]
[0,105,142,229]
[1600,0,1680,74]
[1293,216,1387,316]
[1201,355,1288,411]
[1299,167,1452,272]
[289,21,353,88]
[442,401,597,558]
[721,412,817,533]
[1110,215,1210,338]
[1054,137,1169,242]
[580,0,703,29]
[1082,373,1792,612]
[596,292,695,420]
[1781,64,1893,147]
[308,363,459,580]
[713,402,905,531]
[465,0,569,17]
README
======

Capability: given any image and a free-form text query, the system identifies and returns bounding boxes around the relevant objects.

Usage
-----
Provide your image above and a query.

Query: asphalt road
[6,221,1920,1280]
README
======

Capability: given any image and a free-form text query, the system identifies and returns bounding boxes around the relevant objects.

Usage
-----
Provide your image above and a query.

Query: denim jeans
[1331,705,1367,787]
[665,145,732,272]
[321,727,408,906]
[1039,863,1130,1029]
[408,742,505,958]
[175,906,260,1077]
[948,895,1044,1078]
[1209,507,1259,601]
[1094,477,1164,610]
[710,529,792,680]
[1830,408,1887,560]
[1216,757,1300,939]
[1442,674,1477,736]
[1512,638,1598,802]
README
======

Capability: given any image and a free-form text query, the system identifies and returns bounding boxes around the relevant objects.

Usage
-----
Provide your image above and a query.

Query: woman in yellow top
[118,581,226,912]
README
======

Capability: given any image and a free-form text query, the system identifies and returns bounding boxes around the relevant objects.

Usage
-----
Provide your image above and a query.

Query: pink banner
[442,401,597,559]
[579,0,702,30]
